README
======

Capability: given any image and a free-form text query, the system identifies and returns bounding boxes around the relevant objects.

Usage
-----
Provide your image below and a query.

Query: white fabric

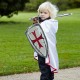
[34,19,59,73]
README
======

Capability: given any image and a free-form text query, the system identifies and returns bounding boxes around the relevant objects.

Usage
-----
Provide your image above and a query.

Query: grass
[57,8,80,68]
[0,8,80,75]
[0,23,39,75]
[57,24,80,68]
[0,12,37,23]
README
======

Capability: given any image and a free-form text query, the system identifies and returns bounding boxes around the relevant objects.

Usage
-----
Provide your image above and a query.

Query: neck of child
[39,17,51,23]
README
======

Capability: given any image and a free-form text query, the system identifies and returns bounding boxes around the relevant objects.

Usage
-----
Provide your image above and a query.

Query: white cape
[34,19,59,73]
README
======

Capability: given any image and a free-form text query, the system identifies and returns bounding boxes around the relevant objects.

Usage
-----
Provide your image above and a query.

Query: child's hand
[32,17,39,24]
[31,17,39,24]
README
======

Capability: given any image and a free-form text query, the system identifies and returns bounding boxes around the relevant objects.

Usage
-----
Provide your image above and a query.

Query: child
[33,1,59,80]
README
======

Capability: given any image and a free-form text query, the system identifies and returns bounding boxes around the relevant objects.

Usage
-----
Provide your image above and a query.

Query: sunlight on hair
[38,1,59,19]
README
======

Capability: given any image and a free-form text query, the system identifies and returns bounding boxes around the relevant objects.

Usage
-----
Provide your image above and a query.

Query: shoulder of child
[41,19,58,24]
[43,19,58,33]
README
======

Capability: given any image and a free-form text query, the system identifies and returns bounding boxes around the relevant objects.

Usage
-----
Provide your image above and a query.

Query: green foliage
[25,0,46,11]
[25,0,80,11]
[25,3,37,11]
[49,0,80,10]
[0,0,29,17]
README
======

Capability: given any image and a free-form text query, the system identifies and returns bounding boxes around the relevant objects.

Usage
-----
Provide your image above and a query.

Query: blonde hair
[38,1,59,19]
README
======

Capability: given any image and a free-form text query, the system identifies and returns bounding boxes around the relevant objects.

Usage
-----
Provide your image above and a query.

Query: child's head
[38,1,58,19]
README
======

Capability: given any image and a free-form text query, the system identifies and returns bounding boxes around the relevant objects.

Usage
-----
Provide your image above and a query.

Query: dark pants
[38,54,54,80]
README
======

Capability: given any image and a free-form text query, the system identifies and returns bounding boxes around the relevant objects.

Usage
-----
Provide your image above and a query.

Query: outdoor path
[0,67,80,80]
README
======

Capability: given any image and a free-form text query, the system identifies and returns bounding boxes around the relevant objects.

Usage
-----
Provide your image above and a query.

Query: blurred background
[0,0,80,17]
